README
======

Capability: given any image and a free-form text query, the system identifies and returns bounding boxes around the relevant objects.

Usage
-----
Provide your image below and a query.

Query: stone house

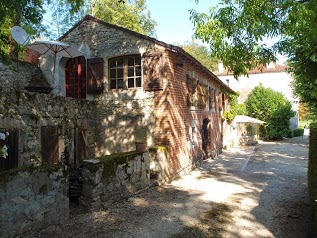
[215,62,299,130]
[1,15,235,180]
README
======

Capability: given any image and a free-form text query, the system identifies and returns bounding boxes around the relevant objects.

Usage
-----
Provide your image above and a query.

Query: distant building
[214,62,299,130]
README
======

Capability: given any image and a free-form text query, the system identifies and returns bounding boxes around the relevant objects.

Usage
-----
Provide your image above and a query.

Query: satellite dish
[11,26,29,45]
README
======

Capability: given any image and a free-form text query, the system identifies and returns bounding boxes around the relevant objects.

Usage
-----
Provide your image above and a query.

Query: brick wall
[153,50,224,177]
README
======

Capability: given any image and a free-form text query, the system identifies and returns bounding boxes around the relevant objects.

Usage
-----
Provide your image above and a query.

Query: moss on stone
[83,162,103,174]
[97,151,143,178]
[149,145,168,151]
[149,145,169,158]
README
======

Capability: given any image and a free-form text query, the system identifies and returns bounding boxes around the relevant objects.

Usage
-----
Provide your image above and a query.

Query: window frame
[109,55,142,90]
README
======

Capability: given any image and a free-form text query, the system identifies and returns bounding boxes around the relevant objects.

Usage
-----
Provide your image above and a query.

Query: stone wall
[79,151,150,209]
[0,165,69,238]
[0,86,96,166]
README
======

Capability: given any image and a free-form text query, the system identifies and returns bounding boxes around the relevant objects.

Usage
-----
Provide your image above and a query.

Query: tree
[92,0,156,36]
[44,0,88,40]
[0,0,85,60]
[244,84,294,140]
[45,0,156,39]
[183,41,218,71]
[190,0,317,115]
[0,0,44,59]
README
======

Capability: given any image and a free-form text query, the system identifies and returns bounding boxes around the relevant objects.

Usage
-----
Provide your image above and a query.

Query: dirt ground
[22,136,316,238]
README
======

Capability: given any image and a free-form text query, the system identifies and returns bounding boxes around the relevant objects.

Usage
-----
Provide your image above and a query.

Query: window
[66,57,105,98]
[187,74,197,107]
[209,87,216,111]
[109,55,142,89]
[197,83,207,109]
[87,58,104,94]
[0,129,18,171]
[66,56,86,99]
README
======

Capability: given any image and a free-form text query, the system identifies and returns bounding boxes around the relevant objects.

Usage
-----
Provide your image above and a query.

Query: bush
[245,84,295,140]
[293,128,304,137]
[287,129,294,138]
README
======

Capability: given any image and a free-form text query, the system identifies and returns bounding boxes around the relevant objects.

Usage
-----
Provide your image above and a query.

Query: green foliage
[245,84,294,140]
[287,129,294,138]
[0,0,85,59]
[234,104,247,116]
[221,91,245,123]
[93,0,157,36]
[293,128,304,137]
[0,0,44,60]
[183,41,218,71]
[190,0,317,118]
[45,0,156,39]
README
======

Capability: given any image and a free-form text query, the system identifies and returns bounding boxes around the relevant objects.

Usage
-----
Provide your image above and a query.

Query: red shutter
[142,52,166,91]
[87,58,104,94]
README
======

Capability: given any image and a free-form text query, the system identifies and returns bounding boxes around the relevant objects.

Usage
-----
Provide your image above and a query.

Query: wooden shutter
[87,58,104,94]
[142,51,166,91]
[218,92,223,111]
[41,126,59,164]
[75,127,88,167]
[0,129,19,171]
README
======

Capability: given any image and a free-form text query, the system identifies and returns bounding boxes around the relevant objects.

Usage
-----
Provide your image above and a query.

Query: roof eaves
[59,15,236,95]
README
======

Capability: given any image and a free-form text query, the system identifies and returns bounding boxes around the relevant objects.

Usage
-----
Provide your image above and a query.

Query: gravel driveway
[24,136,315,238]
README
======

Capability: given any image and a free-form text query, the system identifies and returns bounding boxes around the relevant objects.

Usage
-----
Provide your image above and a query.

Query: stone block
[82,183,103,199]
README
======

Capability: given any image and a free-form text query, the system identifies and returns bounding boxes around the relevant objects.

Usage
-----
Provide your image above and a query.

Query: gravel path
[23,136,315,238]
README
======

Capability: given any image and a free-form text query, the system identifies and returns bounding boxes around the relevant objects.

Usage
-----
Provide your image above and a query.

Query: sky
[146,0,219,45]
[146,0,286,63]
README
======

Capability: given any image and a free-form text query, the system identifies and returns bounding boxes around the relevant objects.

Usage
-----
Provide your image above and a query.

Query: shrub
[245,84,295,140]
[293,128,304,137]
[287,129,294,138]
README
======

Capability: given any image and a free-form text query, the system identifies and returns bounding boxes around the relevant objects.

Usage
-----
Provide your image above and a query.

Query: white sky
[146,0,219,45]
[146,0,286,63]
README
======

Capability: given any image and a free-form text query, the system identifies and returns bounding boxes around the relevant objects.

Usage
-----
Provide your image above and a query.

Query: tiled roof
[214,63,287,76]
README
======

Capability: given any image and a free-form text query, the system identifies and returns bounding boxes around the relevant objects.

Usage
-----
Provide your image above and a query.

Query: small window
[187,74,197,107]
[197,83,207,109]
[209,87,216,111]
[66,56,86,99]
[0,129,19,171]
[109,55,142,90]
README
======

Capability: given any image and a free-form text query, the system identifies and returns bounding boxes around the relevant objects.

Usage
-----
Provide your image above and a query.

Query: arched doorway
[202,118,210,156]
[65,56,86,99]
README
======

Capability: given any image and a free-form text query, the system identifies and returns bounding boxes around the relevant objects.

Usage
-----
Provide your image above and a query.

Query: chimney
[218,62,224,73]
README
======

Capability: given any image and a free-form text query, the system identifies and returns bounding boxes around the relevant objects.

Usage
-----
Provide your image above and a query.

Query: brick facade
[42,15,235,178]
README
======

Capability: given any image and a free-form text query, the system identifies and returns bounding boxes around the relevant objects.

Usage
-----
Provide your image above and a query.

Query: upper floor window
[109,55,142,89]
[197,83,207,109]
[209,87,216,111]
[65,56,104,99]
[66,56,86,99]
